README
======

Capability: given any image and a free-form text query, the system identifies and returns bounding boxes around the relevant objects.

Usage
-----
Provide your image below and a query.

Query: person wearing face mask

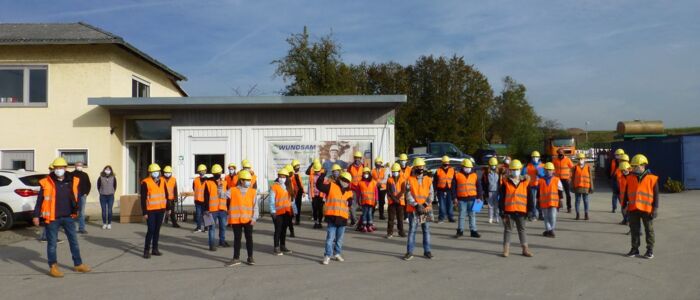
[329,163,353,225]
[622,154,658,259]
[38,163,64,244]
[403,158,434,260]
[522,151,545,221]
[608,149,625,213]
[552,149,574,213]
[358,167,378,232]
[386,163,406,238]
[97,165,117,230]
[226,170,259,266]
[140,163,168,259]
[615,161,632,226]
[347,151,365,190]
[316,171,354,265]
[435,156,456,223]
[284,164,298,237]
[397,153,412,181]
[233,160,258,189]
[453,159,482,238]
[371,158,389,220]
[33,157,91,277]
[225,163,237,190]
[269,168,296,256]
[499,159,533,258]
[72,161,91,234]
[204,164,229,251]
[482,157,502,224]
[306,160,326,229]
[290,160,305,227]
[572,153,594,220]
[538,163,563,237]
[192,164,208,233]
[162,166,180,228]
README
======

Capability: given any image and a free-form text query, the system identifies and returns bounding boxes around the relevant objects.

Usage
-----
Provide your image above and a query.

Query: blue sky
[3,0,699,130]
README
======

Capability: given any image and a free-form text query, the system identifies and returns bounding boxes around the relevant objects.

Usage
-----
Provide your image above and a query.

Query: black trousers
[373,189,387,218]
[232,223,254,259]
[561,179,572,209]
[273,214,291,248]
[145,211,164,251]
[294,192,303,224]
[166,200,178,225]
[312,196,324,223]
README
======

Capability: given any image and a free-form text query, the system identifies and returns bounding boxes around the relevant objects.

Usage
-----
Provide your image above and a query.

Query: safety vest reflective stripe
[387,177,405,206]
[538,177,560,208]
[574,165,591,189]
[359,181,377,206]
[626,174,657,213]
[324,182,350,219]
[555,158,572,179]
[372,169,387,190]
[504,179,529,213]
[39,176,80,224]
[194,178,205,202]
[143,177,167,211]
[271,183,292,216]
[436,168,454,189]
[228,187,256,224]
[527,163,542,186]
[406,176,432,213]
[455,173,477,197]
[165,177,177,200]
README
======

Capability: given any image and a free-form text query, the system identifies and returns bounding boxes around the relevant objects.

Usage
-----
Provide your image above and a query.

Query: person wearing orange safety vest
[347,151,365,190]
[403,158,434,261]
[521,151,545,221]
[397,153,412,181]
[386,163,406,238]
[162,166,180,228]
[225,170,259,266]
[498,160,533,258]
[269,168,297,256]
[306,159,326,229]
[140,163,169,259]
[611,153,629,215]
[608,149,624,213]
[283,164,298,238]
[290,160,305,227]
[357,167,378,232]
[231,160,258,190]
[572,153,594,220]
[225,163,237,190]
[615,160,632,225]
[33,157,91,277]
[316,171,355,265]
[622,154,658,259]
[552,149,574,213]
[204,164,229,251]
[371,158,389,220]
[453,159,483,238]
[192,164,208,233]
[538,163,563,238]
[435,155,456,223]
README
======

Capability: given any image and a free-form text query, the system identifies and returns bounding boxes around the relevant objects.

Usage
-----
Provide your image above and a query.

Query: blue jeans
[612,193,619,211]
[46,217,82,267]
[407,213,431,254]
[457,198,477,232]
[194,203,204,230]
[78,195,87,231]
[145,211,164,250]
[99,194,115,224]
[361,205,373,224]
[528,187,539,218]
[575,193,590,214]
[324,222,346,257]
[543,207,557,231]
[437,189,454,221]
[208,211,227,247]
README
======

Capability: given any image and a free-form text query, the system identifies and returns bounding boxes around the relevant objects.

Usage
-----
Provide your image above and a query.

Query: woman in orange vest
[386,163,406,238]
[615,161,632,225]
[269,168,296,256]
[192,164,208,233]
[403,158,434,261]
[358,167,378,232]
[538,163,563,237]
[204,164,229,251]
[622,154,658,259]
[435,156,456,223]
[552,149,574,213]
[498,160,533,257]
[371,158,389,220]
[141,163,168,259]
[521,151,545,221]
[225,163,237,189]
[608,149,625,213]
[226,170,259,266]
[347,151,364,190]
[316,171,354,265]
[306,159,326,229]
[162,166,180,228]
[572,153,594,220]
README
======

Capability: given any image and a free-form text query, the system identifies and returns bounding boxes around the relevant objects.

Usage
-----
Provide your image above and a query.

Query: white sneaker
[488,218,493,224]
[107,224,112,230]
[333,254,345,262]
[322,256,330,265]
[102,224,107,229]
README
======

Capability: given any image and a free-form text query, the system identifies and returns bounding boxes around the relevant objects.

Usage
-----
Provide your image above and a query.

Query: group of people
[32,146,659,278]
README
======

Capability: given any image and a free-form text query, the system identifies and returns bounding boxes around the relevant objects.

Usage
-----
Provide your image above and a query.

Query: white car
[0,170,46,230]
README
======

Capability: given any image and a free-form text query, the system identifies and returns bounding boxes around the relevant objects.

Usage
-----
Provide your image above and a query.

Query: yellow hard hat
[285,164,294,173]
[228,163,237,169]
[331,164,342,171]
[49,163,54,170]
[391,163,401,172]
[291,159,300,167]
[375,157,383,164]
[313,158,321,165]
[488,157,498,166]
[196,164,207,172]
[148,163,161,172]
[163,166,173,173]
[461,159,473,168]
[620,154,630,162]
[339,171,352,182]
[52,157,68,167]
[353,151,363,158]
[441,155,450,163]
[630,154,649,166]
[211,164,223,174]
[399,153,408,161]
[313,162,323,172]
[278,168,290,177]
[413,157,426,167]
[509,159,523,170]
[531,151,541,157]
[363,167,371,173]
[577,152,586,159]
[615,148,625,155]
[619,161,631,170]
[241,159,252,169]
[544,162,555,170]
[237,170,252,181]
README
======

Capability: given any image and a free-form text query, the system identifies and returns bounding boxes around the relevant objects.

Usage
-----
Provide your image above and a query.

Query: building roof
[0,22,187,84]
[88,95,407,110]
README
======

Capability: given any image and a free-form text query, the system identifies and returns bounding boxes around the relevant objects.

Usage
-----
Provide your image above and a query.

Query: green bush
[664,177,684,193]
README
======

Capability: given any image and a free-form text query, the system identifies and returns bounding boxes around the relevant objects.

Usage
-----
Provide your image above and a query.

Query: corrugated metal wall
[682,135,700,189]
[612,137,685,189]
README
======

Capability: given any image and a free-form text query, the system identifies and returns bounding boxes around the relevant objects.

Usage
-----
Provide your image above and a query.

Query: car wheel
[0,206,14,231]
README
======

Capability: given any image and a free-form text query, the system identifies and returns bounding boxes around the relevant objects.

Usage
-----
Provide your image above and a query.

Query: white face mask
[104,169,111,175]
[622,170,630,176]
[490,166,497,170]
[392,172,400,177]
[464,168,472,173]
[151,172,160,178]
[242,181,251,188]
[504,160,511,165]
[229,169,235,174]
[579,160,585,165]
[546,171,554,177]
[510,170,520,178]
[54,169,66,177]
[532,158,540,163]
[278,178,286,184]
[164,173,172,178]
[75,166,83,171]
[340,181,349,188]
[363,174,370,179]
[399,161,407,167]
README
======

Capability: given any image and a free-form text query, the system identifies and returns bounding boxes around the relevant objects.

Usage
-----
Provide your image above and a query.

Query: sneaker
[543,231,549,237]
[549,231,556,238]
[281,247,292,254]
[78,230,88,234]
[107,224,112,230]
[625,248,639,257]
[220,241,231,248]
[38,238,47,243]
[424,252,433,259]
[172,223,181,228]
[386,234,394,239]
[455,230,463,238]
[226,259,241,267]
[102,224,107,230]
[361,225,368,232]
[193,229,202,233]
[403,253,414,261]
[437,220,445,224]
[274,247,283,256]
[322,256,330,265]
[333,254,345,262]
[643,250,654,259]
[247,257,256,265]
[448,219,456,223]
[495,219,500,224]
[488,218,494,224]
[470,231,481,238]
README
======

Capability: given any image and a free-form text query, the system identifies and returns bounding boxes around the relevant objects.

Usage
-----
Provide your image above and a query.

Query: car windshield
[552,138,575,147]
[20,174,45,186]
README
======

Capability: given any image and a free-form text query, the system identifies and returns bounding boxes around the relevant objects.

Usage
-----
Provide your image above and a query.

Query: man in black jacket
[72,161,91,234]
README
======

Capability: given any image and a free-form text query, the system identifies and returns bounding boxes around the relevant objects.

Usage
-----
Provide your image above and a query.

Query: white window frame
[0,65,48,107]
[132,76,150,98]
[0,149,36,171]
[57,149,89,167]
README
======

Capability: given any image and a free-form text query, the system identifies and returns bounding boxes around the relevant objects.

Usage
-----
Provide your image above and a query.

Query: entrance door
[126,142,171,194]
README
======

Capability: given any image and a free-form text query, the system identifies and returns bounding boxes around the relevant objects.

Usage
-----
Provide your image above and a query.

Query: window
[12,160,26,170]
[194,154,225,173]
[126,119,171,140]
[59,150,88,167]
[0,176,11,187]
[132,77,150,98]
[0,66,47,105]
[1,150,34,170]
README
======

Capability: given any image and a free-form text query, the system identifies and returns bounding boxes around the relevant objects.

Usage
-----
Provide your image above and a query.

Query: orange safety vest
[455,172,478,198]
[401,166,413,181]
[348,164,363,189]
[610,159,618,177]
[553,157,573,180]
[193,177,205,203]
[626,173,657,213]
[406,176,432,213]
[504,178,529,213]
[38,176,80,224]
[538,177,560,209]
[526,162,543,187]
[228,187,256,224]
[323,181,352,219]
[309,169,326,198]
[164,176,177,201]
[573,164,591,189]
[271,182,292,216]
[371,168,387,190]
[436,167,455,189]
[142,177,167,212]
[289,173,303,196]
[615,170,627,195]
[387,176,406,206]
[225,174,236,190]
[205,180,227,212]
[359,180,377,206]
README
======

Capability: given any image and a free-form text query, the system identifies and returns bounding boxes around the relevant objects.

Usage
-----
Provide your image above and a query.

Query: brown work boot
[502,244,510,257]
[74,264,92,273]
[49,264,64,278]
[522,245,533,257]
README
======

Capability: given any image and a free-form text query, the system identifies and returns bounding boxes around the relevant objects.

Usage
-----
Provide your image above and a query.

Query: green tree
[492,76,542,159]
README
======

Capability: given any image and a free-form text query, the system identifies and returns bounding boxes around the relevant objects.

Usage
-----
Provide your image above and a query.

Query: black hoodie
[33,172,79,219]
